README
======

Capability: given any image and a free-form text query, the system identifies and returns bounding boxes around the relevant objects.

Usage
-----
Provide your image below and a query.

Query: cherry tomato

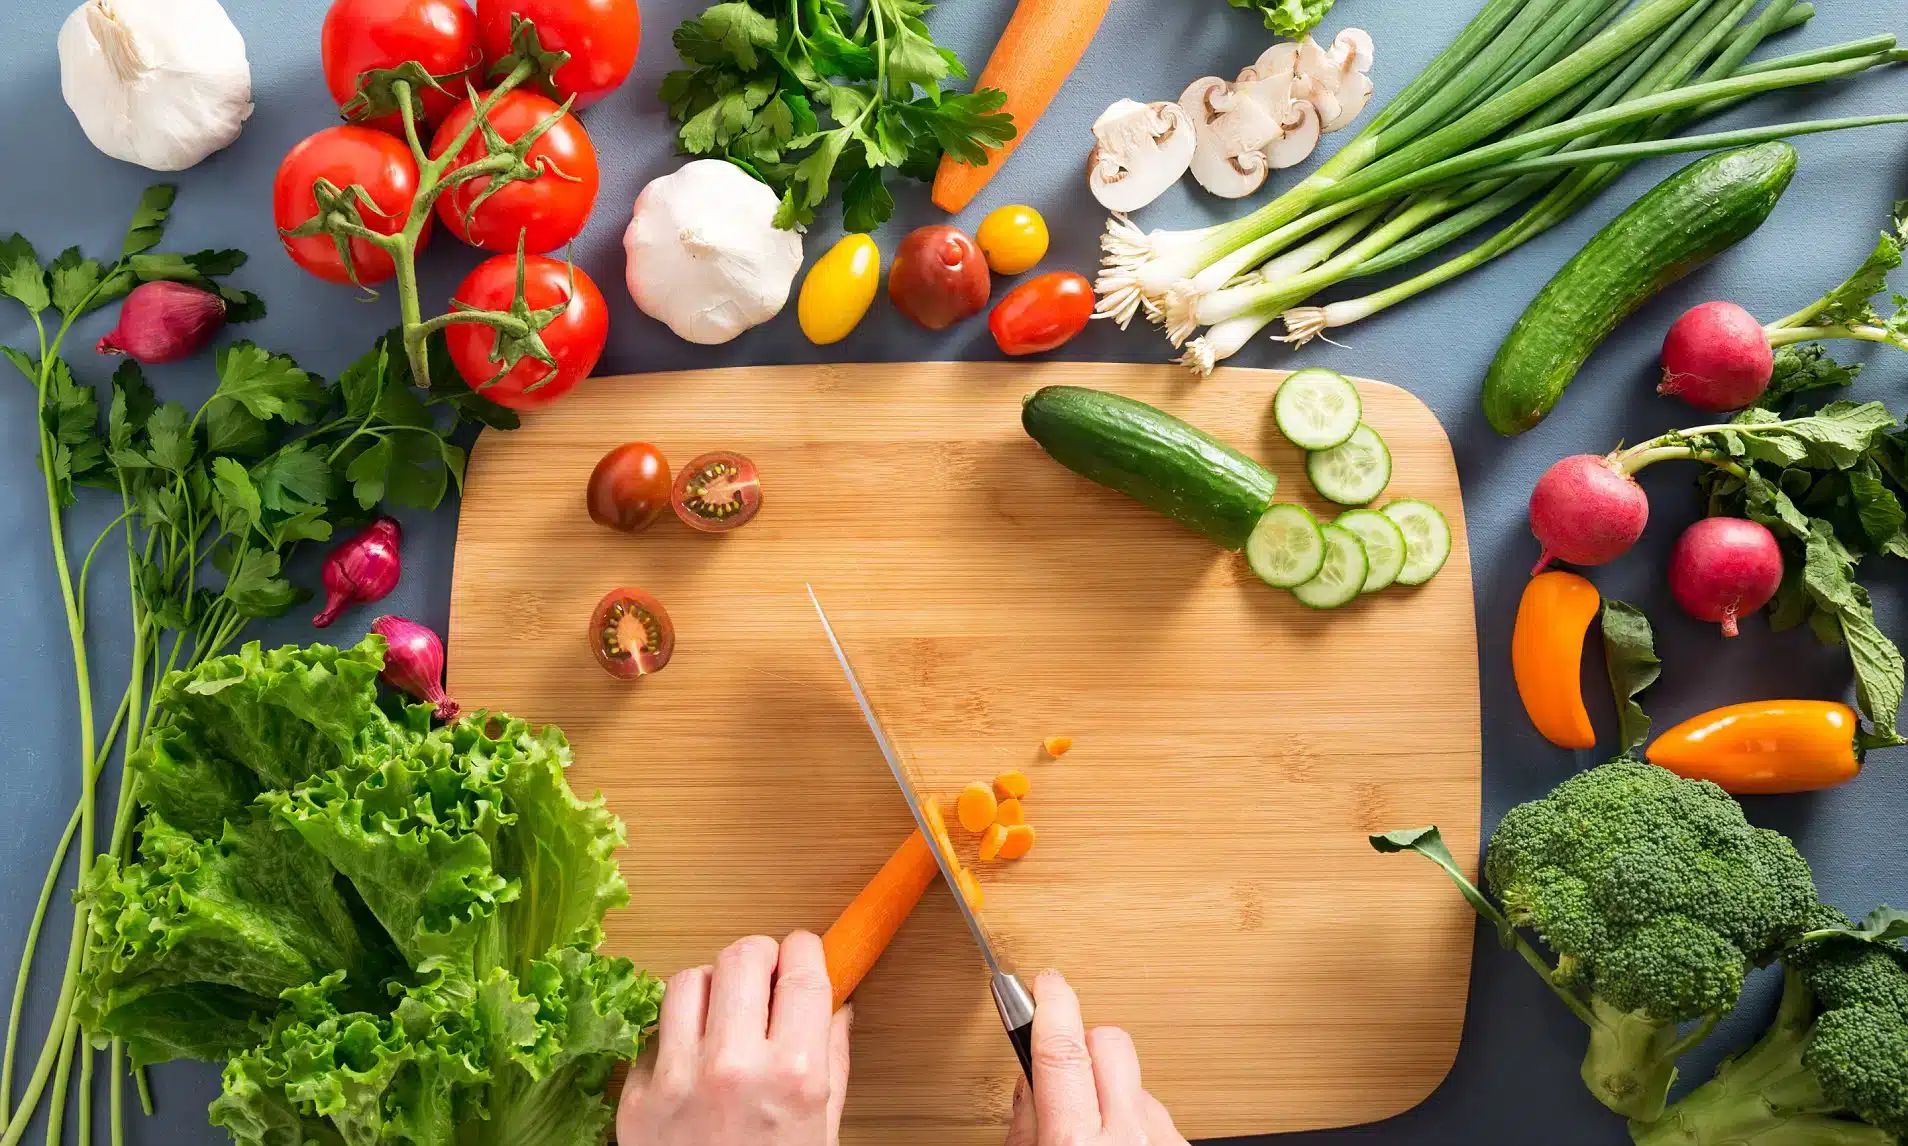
[590,587,673,679]
[273,126,428,285]
[976,204,1049,275]
[445,253,607,409]
[888,225,990,331]
[587,442,671,532]
[671,452,761,533]
[322,0,482,131]
[797,234,880,345]
[989,272,1094,357]
[476,0,641,109]
[430,90,599,253]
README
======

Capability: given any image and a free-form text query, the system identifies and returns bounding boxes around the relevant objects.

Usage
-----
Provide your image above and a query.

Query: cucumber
[1383,499,1452,586]
[1023,386,1279,551]
[1305,424,1391,506]
[1245,504,1325,588]
[1335,509,1407,593]
[1291,524,1369,610]
[1482,142,1796,436]
[1273,368,1362,451]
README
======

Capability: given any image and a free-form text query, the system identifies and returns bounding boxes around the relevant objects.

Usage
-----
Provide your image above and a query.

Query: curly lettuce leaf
[1227,0,1336,37]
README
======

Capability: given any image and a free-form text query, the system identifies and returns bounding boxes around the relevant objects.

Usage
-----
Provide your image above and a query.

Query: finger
[705,935,780,1051]
[769,931,834,1068]
[1030,970,1100,1136]
[1086,1026,1144,1130]
[824,1003,853,1144]
[1001,1077,1037,1146]
[652,965,712,1085]
[1142,1090,1191,1146]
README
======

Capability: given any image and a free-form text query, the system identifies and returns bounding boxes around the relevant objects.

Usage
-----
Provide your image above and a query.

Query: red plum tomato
[888,225,990,330]
[989,272,1093,356]
[590,586,673,678]
[322,0,482,130]
[273,126,427,285]
[446,254,607,409]
[476,0,641,108]
[587,442,671,533]
[430,90,599,253]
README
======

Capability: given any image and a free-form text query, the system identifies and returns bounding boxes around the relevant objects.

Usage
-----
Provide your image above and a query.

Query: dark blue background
[3,0,1904,1142]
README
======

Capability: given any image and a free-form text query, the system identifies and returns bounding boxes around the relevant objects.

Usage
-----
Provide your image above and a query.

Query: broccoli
[1633,906,1908,1146]
[1374,760,1818,1122]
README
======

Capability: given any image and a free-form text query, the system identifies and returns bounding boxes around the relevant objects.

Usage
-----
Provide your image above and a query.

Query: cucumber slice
[1383,499,1453,586]
[1245,504,1326,589]
[1335,509,1408,593]
[1306,424,1392,506]
[1273,368,1362,451]
[1291,523,1370,610]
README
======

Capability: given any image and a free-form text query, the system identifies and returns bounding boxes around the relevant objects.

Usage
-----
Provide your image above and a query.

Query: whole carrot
[931,0,1117,213]
[822,829,941,1009]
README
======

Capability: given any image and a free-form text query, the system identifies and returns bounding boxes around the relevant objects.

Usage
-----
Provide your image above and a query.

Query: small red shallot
[313,516,402,627]
[371,615,460,721]
[96,281,227,363]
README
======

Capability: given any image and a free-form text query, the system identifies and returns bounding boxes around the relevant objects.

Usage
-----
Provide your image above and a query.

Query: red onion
[371,616,460,722]
[96,281,227,364]
[313,516,403,627]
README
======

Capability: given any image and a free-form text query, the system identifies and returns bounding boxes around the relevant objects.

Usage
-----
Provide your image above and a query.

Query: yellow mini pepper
[1512,571,1601,749]
[1647,700,1860,794]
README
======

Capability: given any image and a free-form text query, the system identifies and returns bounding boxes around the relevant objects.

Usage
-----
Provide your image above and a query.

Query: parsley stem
[108,1043,122,1146]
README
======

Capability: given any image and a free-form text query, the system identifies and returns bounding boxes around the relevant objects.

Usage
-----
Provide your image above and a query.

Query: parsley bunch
[661,0,1015,231]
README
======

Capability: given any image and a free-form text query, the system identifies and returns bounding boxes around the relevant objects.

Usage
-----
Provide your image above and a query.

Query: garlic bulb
[624,160,804,345]
[58,0,254,172]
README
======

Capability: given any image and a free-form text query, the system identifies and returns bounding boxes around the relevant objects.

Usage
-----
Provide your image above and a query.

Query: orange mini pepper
[1512,572,1601,749]
[1646,701,1860,794]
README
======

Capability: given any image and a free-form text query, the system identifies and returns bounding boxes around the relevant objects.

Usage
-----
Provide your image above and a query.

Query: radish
[1658,301,1775,412]
[1668,517,1784,637]
[1529,453,1651,575]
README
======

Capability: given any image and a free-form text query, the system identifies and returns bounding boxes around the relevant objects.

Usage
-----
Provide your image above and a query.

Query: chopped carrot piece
[1043,737,1073,758]
[995,798,1026,827]
[957,867,985,910]
[998,824,1036,861]
[993,770,1031,800]
[956,782,998,834]
[979,822,1008,862]
[924,798,957,859]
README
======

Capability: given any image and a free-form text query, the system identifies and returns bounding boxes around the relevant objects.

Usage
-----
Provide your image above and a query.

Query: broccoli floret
[1634,906,1908,1146]
[1374,760,1817,1123]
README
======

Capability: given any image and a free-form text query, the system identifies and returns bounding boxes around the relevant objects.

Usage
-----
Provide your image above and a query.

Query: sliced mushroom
[1295,29,1376,133]
[1265,100,1321,169]
[1086,98,1197,213]
[1181,62,1318,198]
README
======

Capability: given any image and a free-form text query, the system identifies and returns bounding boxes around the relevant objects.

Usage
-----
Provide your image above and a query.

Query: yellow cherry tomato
[977,205,1049,275]
[798,234,881,345]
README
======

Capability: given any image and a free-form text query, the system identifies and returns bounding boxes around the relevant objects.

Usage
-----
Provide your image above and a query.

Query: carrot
[923,797,957,860]
[993,770,1031,800]
[929,0,1116,214]
[956,867,986,911]
[956,782,998,833]
[1042,736,1073,758]
[995,798,1026,827]
[979,822,1009,862]
[999,824,1037,860]
[822,830,941,1010]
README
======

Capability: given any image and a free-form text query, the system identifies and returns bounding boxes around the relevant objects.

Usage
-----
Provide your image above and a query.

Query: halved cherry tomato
[587,442,671,532]
[590,587,673,679]
[672,452,761,533]
[445,253,607,409]
[988,272,1094,357]
[273,126,427,285]
[476,0,641,109]
[430,90,599,253]
[322,0,482,130]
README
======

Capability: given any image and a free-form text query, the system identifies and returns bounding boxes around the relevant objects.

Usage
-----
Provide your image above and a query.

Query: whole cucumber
[1482,143,1797,436]
[1022,385,1278,551]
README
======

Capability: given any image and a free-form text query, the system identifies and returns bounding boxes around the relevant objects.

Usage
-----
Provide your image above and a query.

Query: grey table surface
[3,0,1905,1142]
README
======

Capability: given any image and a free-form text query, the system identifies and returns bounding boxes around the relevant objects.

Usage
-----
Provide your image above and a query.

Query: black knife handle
[1007,1017,1035,1085]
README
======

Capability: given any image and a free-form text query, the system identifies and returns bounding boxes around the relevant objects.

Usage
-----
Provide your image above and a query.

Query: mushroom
[1180,54,1314,198]
[1265,100,1322,169]
[1086,99,1197,213]
[1296,29,1375,133]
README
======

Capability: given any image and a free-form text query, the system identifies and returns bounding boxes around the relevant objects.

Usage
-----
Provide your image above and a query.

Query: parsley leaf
[252,443,332,513]
[211,343,325,425]
[122,185,176,257]
[0,235,50,314]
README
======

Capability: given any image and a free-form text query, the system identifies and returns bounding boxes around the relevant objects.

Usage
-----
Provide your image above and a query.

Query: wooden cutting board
[446,362,1481,1142]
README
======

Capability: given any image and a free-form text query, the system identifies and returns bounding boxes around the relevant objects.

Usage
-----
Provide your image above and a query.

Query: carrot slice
[993,770,1032,800]
[956,782,998,834]
[995,798,1026,827]
[998,824,1036,861]
[979,822,1008,862]
[1043,737,1073,758]
[923,798,957,859]
[957,867,985,910]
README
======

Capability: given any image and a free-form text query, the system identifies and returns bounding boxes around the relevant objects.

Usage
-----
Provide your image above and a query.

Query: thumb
[825,1003,854,1145]
[1002,1077,1037,1146]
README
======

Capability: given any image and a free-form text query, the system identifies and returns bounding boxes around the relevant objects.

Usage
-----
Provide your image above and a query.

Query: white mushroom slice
[1295,29,1376,133]
[1086,98,1197,213]
[1265,100,1322,169]
[1241,41,1300,86]
[1182,73,1287,198]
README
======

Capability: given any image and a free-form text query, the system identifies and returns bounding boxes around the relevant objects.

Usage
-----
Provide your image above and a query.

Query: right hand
[1003,971,1189,1146]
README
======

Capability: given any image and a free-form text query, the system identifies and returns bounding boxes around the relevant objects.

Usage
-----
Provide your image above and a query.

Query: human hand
[619,932,853,1146]
[1003,971,1189,1146]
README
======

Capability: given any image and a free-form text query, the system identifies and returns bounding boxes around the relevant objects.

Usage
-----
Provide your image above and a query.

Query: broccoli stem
[1585,997,1699,1123]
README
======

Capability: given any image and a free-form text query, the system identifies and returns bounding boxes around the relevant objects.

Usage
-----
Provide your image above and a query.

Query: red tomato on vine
[321,0,483,130]
[272,126,429,285]
[476,0,641,109]
[429,90,599,253]
[446,254,607,409]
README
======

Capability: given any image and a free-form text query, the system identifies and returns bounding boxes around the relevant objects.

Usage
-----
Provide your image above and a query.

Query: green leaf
[204,400,269,458]
[122,185,177,257]
[218,286,266,325]
[214,343,324,425]
[274,508,333,545]
[212,456,263,537]
[1726,402,1899,471]
[1848,456,1905,549]
[2,345,36,382]
[252,443,332,513]
[693,3,778,69]
[385,432,449,510]
[338,339,391,419]
[220,549,302,618]
[346,437,395,508]
[1807,906,1908,948]
[145,401,196,473]
[1228,0,1335,37]
[1369,826,1515,943]
[1812,220,1904,328]
[0,234,49,314]
[840,166,895,234]
[1842,596,1906,748]
[1762,345,1861,410]
[49,246,104,318]
[1600,601,1661,754]
[109,361,157,452]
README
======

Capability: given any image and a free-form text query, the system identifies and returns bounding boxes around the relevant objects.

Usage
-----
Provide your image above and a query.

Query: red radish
[1668,517,1783,638]
[1529,453,1650,575]
[1658,301,1775,412]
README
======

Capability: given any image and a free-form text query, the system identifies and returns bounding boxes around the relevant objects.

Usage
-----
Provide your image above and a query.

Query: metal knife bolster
[992,972,1037,1083]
